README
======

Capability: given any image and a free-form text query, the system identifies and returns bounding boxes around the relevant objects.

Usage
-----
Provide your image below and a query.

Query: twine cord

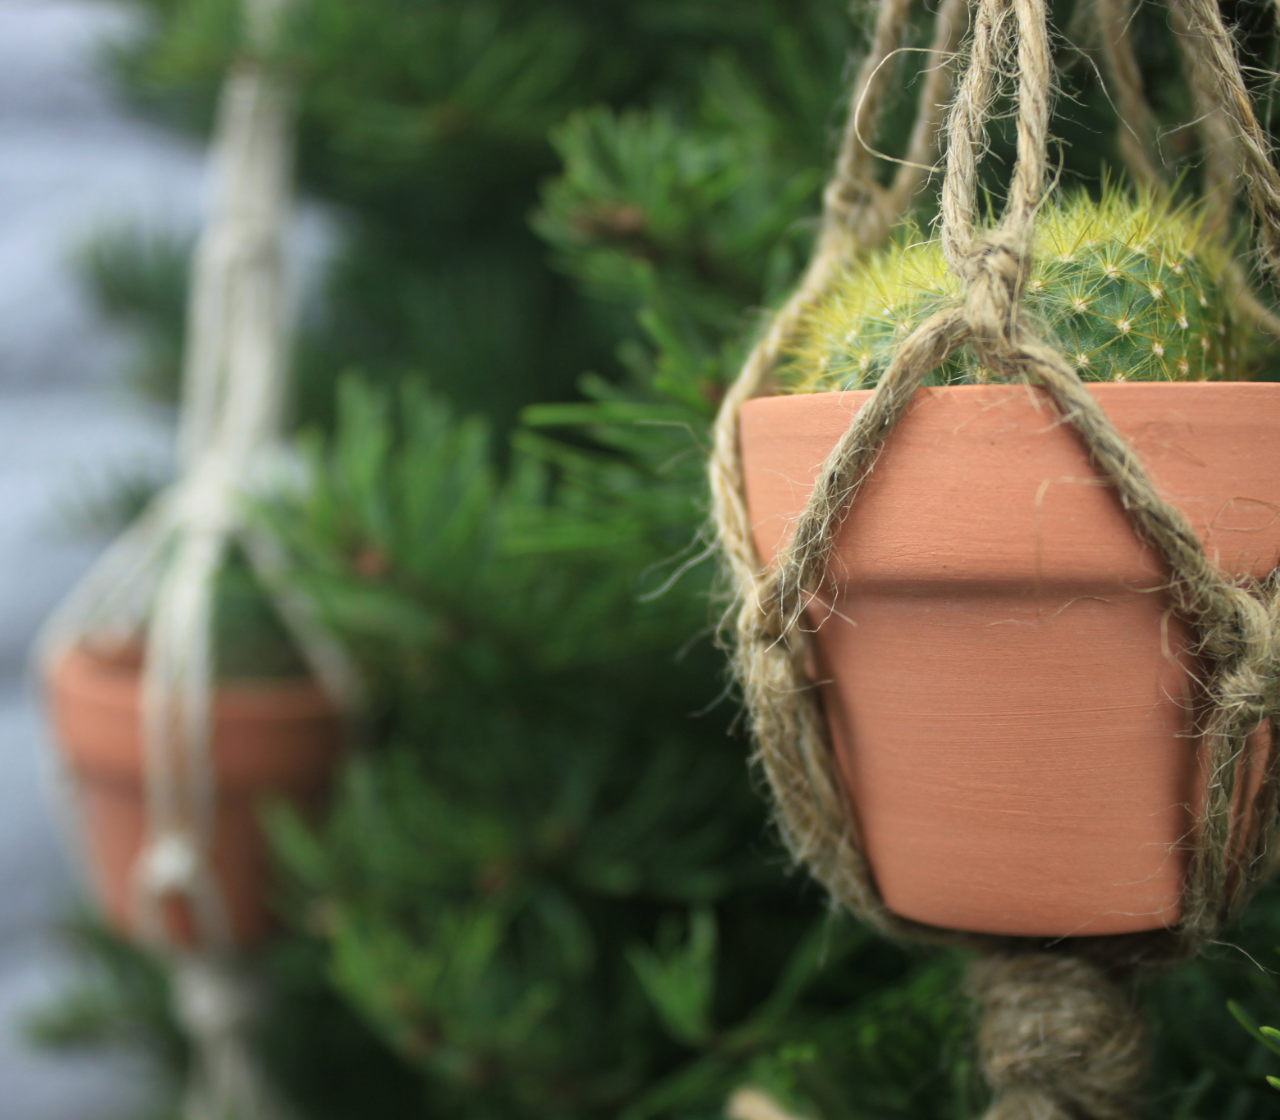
[1094,0,1165,187]
[139,46,292,956]
[36,0,357,1116]
[970,955,1150,1120]
[1094,0,1280,336]
[172,957,293,1120]
[1171,0,1280,280]
[884,0,971,217]
[709,0,969,635]
[712,0,1280,1115]
[141,48,297,1120]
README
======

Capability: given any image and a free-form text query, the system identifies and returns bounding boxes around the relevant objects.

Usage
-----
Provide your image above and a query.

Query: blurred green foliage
[44,0,1280,1116]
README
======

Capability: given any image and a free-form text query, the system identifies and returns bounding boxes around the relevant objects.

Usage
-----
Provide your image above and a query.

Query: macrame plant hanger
[710,0,1280,1115]
[38,0,353,1116]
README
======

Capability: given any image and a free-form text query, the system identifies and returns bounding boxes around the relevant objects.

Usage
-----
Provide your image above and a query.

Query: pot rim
[51,644,337,720]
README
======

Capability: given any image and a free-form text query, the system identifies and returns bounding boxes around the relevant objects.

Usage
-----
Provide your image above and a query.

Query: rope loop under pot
[709,0,1280,1115]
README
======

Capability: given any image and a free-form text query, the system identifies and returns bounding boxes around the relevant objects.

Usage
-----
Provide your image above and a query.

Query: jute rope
[1090,0,1280,337]
[38,1,355,1116]
[1094,0,1164,188]
[1171,0,1280,279]
[711,0,1280,1115]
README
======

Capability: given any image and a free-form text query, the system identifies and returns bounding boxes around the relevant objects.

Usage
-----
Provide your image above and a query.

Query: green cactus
[781,190,1257,392]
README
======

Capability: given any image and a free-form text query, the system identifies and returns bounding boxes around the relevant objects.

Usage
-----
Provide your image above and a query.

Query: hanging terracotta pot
[739,380,1280,938]
[48,642,342,948]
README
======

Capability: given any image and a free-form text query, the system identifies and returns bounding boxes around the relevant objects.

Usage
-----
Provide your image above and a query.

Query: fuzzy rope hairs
[970,955,1149,1120]
[711,0,1280,1115]
[1172,0,1280,282]
[708,0,967,606]
[708,0,973,941]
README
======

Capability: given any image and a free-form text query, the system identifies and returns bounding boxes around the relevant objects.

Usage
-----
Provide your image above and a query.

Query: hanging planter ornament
[711,0,1280,1115]
[37,0,354,1116]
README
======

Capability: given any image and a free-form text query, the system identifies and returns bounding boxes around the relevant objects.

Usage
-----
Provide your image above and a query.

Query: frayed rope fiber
[971,955,1149,1120]
[707,0,1280,1115]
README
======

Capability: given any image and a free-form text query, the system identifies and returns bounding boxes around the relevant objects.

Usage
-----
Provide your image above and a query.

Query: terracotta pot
[48,644,343,948]
[739,382,1280,938]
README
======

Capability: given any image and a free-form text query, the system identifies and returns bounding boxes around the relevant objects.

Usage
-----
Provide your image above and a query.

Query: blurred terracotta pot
[48,644,342,948]
[739,382,1280,938]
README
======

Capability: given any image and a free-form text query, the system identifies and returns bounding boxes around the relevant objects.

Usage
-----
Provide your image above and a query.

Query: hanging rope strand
[1169,0,1240,241]
[884,0,970,216]
[712,0,1280,1111]
[831,0,918,200]
[1092,0,1280,337]
[1172,0,1280,281]
[710,0,964,618]
[1168,0,1280,338]
[1005,0,1052,236]
[940,0,1013,272]
[133,36,301,1119]
[781,0,1054,605]
[136,39,295,956]
[178,60,292,471]
[1095,0,1165,187]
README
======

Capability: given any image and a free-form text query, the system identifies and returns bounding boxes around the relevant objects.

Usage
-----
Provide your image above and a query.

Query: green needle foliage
[42,0,1280,1117]
[258,374,975,1118]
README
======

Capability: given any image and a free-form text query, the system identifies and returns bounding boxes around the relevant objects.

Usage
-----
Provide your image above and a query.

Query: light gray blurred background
[0,0,197,1114]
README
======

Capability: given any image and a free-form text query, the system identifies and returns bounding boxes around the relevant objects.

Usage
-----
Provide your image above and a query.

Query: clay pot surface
[739,382,1280,938]
[49,644,343,948]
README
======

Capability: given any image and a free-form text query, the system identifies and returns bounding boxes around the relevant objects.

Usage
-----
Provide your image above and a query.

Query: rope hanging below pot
[709,0,1280,1115]
[39,0,355,1115]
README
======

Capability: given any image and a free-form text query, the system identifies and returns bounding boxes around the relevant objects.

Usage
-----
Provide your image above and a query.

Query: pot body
[48,645,343,948]
[739,382,1280,938]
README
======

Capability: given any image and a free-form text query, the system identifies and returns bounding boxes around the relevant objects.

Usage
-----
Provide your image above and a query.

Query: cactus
[782,190,1257,392]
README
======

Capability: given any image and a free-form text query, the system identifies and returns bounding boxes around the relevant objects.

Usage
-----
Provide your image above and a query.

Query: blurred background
[8,1,1280,1119]
[0,2,177,1114]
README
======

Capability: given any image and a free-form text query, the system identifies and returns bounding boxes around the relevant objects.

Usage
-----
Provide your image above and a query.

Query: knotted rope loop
[131,830,233,952]
[171,956,298,1120]
[173,956,262,1041]
[970,955,1149,1120]
[958,229,1033,361]
[939,0,1009,246]
[765,0,1056,612]
[36,0,357,1116]
[707,0,968,634]
[710,0,1280,1112]
[941,0,1050,267]
[772,306,968,611]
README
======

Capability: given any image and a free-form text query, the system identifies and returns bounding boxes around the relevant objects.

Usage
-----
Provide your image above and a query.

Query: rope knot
[138,830,203,895]
[1193,584,1280,732]
[970,954,1147,1120]
[173,958,262,1040]
[743,572,794,645]
[961,230,1032,365]
[822,176,886,237]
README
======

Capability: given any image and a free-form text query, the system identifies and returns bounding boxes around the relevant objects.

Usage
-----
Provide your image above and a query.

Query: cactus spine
[783,190,1253,392]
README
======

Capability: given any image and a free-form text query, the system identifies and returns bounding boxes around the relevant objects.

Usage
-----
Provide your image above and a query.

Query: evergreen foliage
[76,225,190,403]
[40,0,1280,1117]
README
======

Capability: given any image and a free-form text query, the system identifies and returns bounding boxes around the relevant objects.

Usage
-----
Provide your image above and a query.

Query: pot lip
[742,378,1280,413]
[50,644,337,720]
[738,377,1280,583]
